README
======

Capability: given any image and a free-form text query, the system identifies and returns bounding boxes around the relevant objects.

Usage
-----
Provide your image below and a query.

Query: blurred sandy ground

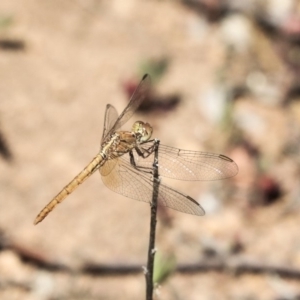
[0,0,300,299]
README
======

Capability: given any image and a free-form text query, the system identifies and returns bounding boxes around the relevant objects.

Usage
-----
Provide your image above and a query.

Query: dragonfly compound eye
[142,122,153,142]
[132,121,153,142]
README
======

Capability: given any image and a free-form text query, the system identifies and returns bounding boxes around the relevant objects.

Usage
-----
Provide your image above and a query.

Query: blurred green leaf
[0,15,13,29]
[153,252,176,285]
[139,57,170,83]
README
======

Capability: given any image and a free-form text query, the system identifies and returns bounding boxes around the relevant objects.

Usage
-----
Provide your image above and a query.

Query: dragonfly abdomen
[34,154,103,225]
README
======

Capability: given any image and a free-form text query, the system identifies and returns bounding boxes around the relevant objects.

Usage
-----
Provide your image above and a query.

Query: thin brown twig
[2,238,300,280]
[2,231,300,280]
[145,139,160,300]
[82,260,300,280]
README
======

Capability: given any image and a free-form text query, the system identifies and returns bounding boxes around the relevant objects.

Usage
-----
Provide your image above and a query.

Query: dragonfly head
[132,121,153,143]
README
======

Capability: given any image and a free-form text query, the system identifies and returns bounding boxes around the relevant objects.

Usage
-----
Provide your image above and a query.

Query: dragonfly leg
[135,142,156,158]
[129,151,153,174]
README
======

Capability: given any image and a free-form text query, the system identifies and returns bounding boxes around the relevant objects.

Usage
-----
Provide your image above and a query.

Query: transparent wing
[101,104,119,143]
[100,158,118,176]
[102,74,151,142]
[100,155,205,216]
[131,142,238,181]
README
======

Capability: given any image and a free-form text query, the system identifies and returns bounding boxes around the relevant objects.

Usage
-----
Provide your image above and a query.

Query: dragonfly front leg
[129,150,153,174]
[130,140,160,173]
[135,140,157,158]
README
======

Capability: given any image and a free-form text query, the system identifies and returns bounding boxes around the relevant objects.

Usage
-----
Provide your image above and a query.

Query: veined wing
[102,74,151,143]
[100,154,205,216]
[100,158,118,176]
[101,104,119,143]
[131,142,238,181]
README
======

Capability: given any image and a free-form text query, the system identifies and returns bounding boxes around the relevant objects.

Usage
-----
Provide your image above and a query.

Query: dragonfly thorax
[132,121,153,143]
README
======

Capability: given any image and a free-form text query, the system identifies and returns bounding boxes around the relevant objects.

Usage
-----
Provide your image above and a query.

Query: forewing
[100,154,205,216]
[131,142,238,181]
[101,104,119,143]
[102,74,151,141]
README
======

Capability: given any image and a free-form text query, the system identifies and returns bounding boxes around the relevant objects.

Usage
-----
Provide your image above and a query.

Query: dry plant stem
[145,139,160,300]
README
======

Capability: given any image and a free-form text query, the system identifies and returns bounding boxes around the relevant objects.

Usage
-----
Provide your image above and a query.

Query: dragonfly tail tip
[33,218,40,225]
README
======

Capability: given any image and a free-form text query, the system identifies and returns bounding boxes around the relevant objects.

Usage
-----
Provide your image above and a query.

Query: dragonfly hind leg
[130,139,160,173]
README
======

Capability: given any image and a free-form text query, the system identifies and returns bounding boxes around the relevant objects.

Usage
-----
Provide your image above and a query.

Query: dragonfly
[34,74,238,225]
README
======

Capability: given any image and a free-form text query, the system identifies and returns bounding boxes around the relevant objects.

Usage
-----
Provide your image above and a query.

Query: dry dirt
[0,0,300,299]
